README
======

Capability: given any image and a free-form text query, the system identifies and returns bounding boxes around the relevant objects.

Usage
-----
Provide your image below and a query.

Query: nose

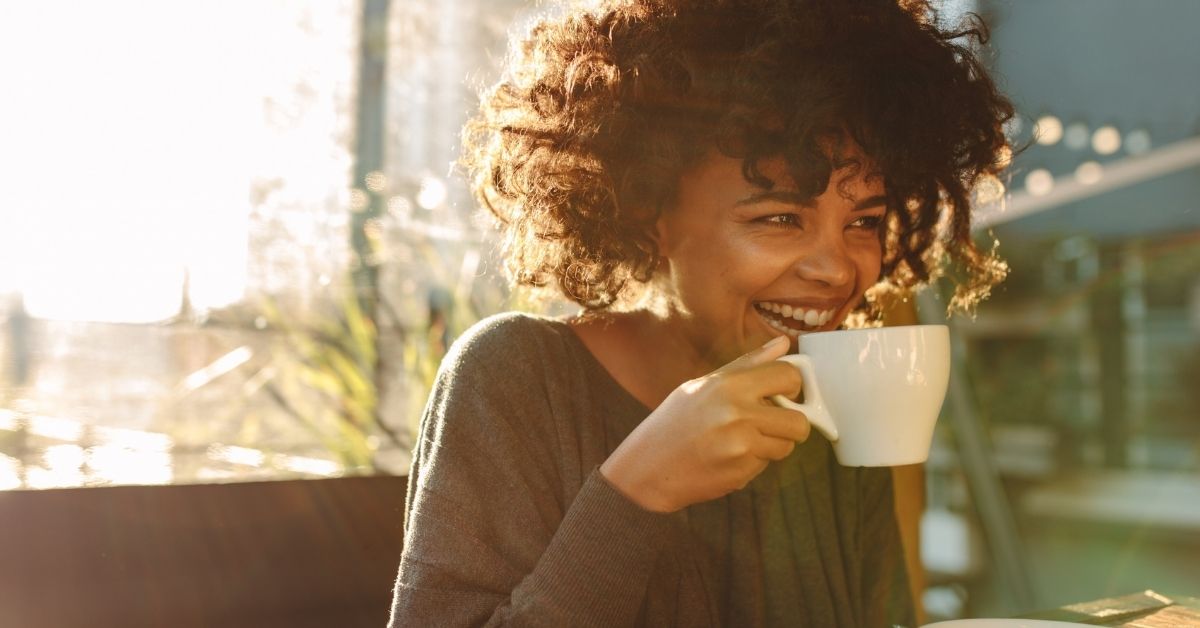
[794,231,854,287]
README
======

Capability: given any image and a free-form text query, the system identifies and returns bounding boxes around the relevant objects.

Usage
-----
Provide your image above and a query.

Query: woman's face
[654,147,886,368]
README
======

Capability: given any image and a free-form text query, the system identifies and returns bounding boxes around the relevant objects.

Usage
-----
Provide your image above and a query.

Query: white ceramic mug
[771,324,950,467]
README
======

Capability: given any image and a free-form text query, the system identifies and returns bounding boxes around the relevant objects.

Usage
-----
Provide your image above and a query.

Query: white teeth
[755,302,837,332]
[762,313,801,338]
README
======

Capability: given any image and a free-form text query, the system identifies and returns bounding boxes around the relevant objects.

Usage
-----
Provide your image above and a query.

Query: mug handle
[770,354,839,443]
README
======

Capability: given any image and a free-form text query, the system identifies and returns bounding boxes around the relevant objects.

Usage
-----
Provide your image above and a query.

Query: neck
[570,308,710,409]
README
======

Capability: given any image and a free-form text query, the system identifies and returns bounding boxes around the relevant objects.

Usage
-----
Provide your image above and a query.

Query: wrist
[599,457,679,514]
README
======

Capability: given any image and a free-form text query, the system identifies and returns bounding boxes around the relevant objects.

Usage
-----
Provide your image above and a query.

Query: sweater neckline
[548,316,654,415]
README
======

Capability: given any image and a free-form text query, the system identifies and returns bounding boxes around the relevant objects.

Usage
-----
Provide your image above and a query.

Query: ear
[649,211,672,257]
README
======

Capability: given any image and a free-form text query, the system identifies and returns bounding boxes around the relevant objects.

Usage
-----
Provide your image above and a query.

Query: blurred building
[921,0,1200,619]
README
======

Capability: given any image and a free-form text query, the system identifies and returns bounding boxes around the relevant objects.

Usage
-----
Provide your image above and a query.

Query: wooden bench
[0,475,408,628]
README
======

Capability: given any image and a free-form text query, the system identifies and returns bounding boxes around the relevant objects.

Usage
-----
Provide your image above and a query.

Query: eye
[759,213,802,228]
[848,215,884,232]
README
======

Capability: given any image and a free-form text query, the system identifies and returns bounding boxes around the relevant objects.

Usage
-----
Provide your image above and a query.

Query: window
[0,2,362,488]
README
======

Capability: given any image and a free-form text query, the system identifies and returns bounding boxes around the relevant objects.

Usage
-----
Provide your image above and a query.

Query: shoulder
[451,311,567,356]
[434,311,583,396]
[419,312,579,459]
[446,309,571,357]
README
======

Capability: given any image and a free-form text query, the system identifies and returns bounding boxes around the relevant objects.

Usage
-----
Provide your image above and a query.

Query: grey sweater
[389,312,914,627]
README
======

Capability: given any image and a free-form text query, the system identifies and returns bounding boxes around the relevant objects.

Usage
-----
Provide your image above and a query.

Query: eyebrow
[851,195,888,211]
[735,191,888,211]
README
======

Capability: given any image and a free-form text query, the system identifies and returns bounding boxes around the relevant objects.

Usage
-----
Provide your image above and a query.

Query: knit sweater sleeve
[389,314,678,627]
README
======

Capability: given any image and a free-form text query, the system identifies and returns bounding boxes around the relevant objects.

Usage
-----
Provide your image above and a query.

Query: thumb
[720,335,790,372]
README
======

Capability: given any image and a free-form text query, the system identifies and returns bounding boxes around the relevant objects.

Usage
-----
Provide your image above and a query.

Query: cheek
[852,240,884,291]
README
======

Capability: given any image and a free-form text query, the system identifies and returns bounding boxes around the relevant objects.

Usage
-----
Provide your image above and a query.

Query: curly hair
[463,0,1014,316]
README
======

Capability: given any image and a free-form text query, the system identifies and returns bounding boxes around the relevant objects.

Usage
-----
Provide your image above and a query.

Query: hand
[599,336,813,513]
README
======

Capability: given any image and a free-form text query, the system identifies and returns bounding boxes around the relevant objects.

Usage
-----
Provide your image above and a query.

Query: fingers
[751,406,813,442]
[718,335,790,373]
[751,435,797,461]
[726,360,804,400]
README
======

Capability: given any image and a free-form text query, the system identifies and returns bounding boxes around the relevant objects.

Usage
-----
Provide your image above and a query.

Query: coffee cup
[771,324,950,467]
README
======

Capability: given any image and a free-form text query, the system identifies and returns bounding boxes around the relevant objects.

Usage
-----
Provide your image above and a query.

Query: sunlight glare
[278,455,341,477]
[27,443,87,489]
[0,454,21,490]
[0,2,354,323]
[88,444,173,485]
[93,424,173,453]
[44,444,86,473]
[0,410,18,431]
[0,4,254,322]
[25,414,84,442]
[208,444,267,468]
[25,467,86,490]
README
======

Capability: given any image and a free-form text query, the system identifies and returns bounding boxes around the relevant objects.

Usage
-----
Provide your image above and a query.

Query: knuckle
[785,366,804,389]
[763,362,802,395]
[699,373,737,400]
[778,366,804,394]
[681,375,711,396]
[725,438,751,459]
[768,360,799,377]
[795,418,812,441]
[714,372,742,394]
[716,405,743,426]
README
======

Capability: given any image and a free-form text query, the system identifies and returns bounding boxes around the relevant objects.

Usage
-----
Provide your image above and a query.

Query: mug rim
[799,323,948,340]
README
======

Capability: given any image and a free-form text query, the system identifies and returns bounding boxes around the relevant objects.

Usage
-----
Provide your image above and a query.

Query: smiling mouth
[754,301,835,338]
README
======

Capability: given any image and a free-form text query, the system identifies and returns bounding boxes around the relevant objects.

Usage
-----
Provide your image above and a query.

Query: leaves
[257,284,389,473]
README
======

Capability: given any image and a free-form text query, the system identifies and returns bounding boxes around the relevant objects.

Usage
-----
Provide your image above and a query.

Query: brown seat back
[0,475,407,628]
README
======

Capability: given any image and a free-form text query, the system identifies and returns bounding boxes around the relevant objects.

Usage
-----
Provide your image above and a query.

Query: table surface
[1024,590,1200,626]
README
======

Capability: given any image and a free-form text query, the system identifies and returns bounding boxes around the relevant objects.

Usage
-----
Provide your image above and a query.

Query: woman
[391,0,1012,625]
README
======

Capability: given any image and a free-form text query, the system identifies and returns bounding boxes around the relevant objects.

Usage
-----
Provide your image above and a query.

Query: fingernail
[761,335,787,350]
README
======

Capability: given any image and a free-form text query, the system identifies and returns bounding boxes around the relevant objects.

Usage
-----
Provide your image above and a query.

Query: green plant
[258,287,404,472]
[393,246,558,440]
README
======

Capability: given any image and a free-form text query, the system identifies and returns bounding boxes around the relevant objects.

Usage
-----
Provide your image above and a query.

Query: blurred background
[0,0,1197,622]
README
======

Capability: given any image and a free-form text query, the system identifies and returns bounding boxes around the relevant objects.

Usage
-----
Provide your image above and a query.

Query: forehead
[669,148,888,221]
[751,151,887,198]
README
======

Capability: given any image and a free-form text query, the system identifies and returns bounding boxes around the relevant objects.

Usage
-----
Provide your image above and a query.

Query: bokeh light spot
[364,170,388,192]
[1064,122,1090,150]
[1125,129,1152,155]
[1035,115,1063,145]
[1025,168,1054,196]
[1075,161,1103,185]
[995,145,1013,170]
[349,188,370,213]
[417,175,447,210]
[1092,125,1122,155]
[973,173,1006,205]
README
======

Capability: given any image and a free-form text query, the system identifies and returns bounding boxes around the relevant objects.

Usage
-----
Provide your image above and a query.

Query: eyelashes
[759,214,802,228]
[756,213,884,231]
[849,215,884,231]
